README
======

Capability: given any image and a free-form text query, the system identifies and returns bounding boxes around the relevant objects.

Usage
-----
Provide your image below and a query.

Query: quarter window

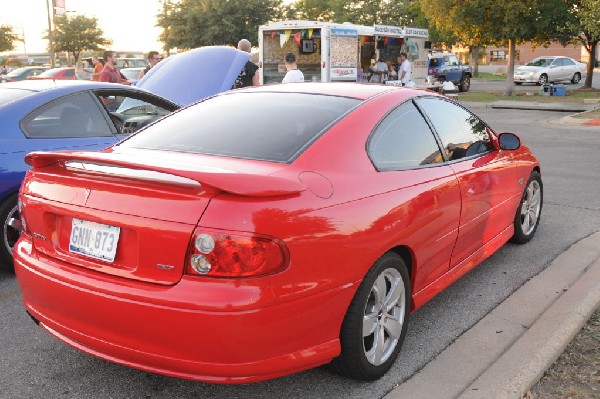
[21,92,113,138]
[417,97,493,161]
[368,101,443,170]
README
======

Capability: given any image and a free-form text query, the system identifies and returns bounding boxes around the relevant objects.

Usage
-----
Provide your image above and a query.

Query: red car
[27,67,92,80]
[14,83,542,383]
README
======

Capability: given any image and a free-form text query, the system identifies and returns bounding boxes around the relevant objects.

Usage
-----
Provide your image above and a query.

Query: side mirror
[498,133,521,150]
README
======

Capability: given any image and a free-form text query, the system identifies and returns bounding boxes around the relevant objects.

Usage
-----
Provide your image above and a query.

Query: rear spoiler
[25,151,306,198]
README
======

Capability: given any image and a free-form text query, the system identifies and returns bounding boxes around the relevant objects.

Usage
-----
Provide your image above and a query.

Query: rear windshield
[0,88,34,106]
[118,92,361,163]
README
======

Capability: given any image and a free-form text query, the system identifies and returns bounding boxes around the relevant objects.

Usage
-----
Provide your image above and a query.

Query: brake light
[186,229,289,278]
[428,68,436,74]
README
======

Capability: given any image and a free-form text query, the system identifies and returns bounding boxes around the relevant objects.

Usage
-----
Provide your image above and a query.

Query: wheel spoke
[371,323,386,365]
[522,213,531,232]
[363,313,377,337]
[384,280,403,312]
[383,317,402,339]
[528,209,538,226]
[373,275,387,311]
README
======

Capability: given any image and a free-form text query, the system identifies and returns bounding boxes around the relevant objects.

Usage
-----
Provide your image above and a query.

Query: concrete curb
[385,232,600,399]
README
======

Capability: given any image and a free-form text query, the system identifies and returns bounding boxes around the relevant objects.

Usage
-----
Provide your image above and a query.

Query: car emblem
[83,189,91,206]
[157,264,175,271]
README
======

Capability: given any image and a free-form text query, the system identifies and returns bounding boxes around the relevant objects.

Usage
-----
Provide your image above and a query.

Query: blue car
[0,46,250,270]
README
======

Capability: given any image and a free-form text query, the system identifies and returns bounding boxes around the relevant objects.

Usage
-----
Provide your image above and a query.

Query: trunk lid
[21,149,303,285]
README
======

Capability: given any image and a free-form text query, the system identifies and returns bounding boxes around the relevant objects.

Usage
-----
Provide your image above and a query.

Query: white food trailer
[258,20,430,84]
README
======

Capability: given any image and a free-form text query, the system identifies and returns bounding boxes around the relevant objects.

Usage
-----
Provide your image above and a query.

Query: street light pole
[45,0,55,67]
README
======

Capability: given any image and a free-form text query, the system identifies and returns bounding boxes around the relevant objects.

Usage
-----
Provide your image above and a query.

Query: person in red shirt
[99,51,130,85]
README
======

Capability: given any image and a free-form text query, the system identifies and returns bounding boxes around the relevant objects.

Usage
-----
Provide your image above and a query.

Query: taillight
[186,228,289,278]
[428,68,436,74]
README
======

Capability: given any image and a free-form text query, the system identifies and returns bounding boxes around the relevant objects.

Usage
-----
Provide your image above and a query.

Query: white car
[514,56,587,85]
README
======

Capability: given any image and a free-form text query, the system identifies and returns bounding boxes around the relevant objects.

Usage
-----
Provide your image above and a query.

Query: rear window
[0,88,34,106]
[118,92,361,163]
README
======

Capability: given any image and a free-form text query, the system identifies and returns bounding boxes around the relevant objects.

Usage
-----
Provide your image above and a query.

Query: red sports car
[26,67,92,80]
[14,83,542,383]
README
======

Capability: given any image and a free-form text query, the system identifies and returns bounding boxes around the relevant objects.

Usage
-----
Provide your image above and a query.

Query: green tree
[158,0,283,51]
[0,25,20,53]
[52,15,112,63]
[285,0,335,21]
[564,0,600,88]
[327,0,416,26]
[421,0,570,96]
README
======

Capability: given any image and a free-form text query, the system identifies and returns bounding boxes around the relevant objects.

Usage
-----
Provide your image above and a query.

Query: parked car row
[1,66,49,83]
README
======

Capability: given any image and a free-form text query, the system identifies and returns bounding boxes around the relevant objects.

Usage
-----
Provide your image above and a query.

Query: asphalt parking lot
[1,105,599,399]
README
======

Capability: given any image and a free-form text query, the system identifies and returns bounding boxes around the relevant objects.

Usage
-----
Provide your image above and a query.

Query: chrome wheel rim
[3,203,19,257]
[363,268,405,366]
[520,180,541,236]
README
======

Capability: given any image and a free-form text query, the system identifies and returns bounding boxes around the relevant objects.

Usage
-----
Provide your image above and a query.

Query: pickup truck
[427,53,472,92]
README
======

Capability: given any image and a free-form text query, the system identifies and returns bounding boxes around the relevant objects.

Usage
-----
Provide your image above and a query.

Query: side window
[449,56,459,66]
[21,92,113,138]
[443,56,449,65]
[551,59,561,67]
[417,97,493,161]
[562,58,575,66]
[368,101,444,171]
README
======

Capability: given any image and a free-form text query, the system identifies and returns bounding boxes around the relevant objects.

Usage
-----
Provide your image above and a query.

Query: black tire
[511,171,543,244]
[458,75,471,92]
[0,193,19,271]
[515,82,523,86]
[537,74,548,85]
[330,253,411,381]
[571,72,581,84]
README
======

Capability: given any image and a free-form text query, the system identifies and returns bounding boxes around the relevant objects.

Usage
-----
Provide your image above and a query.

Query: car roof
[0,79,140,93]
[235,82,418,101]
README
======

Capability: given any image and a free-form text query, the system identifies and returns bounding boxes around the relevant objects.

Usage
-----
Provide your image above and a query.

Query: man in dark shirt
[232,39,259,89]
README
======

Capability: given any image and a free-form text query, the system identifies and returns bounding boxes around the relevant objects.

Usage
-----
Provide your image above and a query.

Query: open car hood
[137,46,250,106]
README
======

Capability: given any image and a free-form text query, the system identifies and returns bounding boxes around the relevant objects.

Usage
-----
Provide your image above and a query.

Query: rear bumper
[14,238,355,383]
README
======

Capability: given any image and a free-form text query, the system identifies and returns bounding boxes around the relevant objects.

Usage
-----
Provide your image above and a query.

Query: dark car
[427,53,472,92]
[1,66,49,83]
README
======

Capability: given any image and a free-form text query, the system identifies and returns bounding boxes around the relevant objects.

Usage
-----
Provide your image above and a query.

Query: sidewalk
[460,100,600,126]
[386,232,600,399]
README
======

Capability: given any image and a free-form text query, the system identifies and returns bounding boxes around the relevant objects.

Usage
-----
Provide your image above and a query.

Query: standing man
[398,52,412,86]
[91,56,104,81]
[232,39,259,88]
[282,52,304,83]
[368,52,388,83]
[99,51,130,85]
[138,51,162,80]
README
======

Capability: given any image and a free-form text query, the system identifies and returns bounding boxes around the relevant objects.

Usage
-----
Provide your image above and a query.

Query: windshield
[526,58,553,67]
[119,92,361,163]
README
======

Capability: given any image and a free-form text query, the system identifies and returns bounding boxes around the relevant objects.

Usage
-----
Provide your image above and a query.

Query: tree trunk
[583,40,598,89]
[505,38,516,97]
[473,45,480,78]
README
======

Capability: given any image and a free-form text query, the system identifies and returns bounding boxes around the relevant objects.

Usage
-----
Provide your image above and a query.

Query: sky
[0,0,165,54]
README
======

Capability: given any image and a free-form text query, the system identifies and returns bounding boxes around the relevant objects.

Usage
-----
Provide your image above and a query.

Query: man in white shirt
[369,52,388,83]
[282,52,304,83]
[398,52,412,85]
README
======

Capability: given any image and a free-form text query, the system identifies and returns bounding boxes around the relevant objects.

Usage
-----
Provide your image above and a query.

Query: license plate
[69,218,120,262]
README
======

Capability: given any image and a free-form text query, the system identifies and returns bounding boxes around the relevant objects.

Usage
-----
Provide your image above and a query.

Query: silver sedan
[514,56,587,85]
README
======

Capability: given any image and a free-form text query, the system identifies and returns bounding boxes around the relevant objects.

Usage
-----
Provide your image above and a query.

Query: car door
[448,55,461,82]
[416,97,520,269]
[560,58,576,81]
[367,100,462,292]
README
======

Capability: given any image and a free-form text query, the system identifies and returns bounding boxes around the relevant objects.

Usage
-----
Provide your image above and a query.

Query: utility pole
[45,0,55,67]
